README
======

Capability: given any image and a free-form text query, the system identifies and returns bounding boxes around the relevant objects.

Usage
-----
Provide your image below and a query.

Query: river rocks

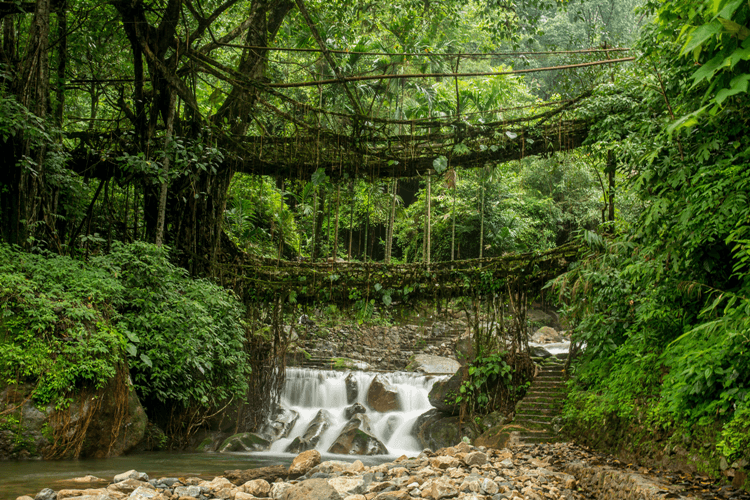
[344,403,367,420]
[345,373,358,404]
[69,476,107,485]
[327,414,388,455]
[224,465,289,486]
[219,432,270,452]
[285,410,332,453]
[366,375,401,412]
[24,441,733,500]
[107,478,151,494]
[405,354,460,375]
[427,372,462,415]
[280,478,342,500]
[34,489,57,500]
[241,478,271,497]
[113,470,149,483]
[289,449,322,477]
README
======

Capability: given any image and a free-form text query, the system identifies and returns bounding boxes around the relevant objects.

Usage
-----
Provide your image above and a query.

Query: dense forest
[0,0,748,486]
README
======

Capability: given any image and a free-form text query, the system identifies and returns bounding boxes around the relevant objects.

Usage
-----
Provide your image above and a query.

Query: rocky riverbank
[19,441,747,500]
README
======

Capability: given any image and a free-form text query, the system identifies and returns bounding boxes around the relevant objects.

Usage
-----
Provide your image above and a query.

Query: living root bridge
[218,243,580,304]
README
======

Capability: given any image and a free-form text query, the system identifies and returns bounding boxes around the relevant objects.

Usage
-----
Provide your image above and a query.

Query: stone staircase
[512,360,567,444]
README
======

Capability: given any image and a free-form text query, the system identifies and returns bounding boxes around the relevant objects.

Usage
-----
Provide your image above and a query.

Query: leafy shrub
[0,243,251,412]
[94,242,250,408]
[0,245,125,407]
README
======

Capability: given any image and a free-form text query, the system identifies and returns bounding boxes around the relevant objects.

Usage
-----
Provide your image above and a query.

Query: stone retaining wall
[565,461,697,500]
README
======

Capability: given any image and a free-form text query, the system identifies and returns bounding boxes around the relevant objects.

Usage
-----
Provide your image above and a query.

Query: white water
[529,341,571,355]
[269,368,447,458]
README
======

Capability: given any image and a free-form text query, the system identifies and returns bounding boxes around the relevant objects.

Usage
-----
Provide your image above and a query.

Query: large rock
[258,407,299,442]
[0,378,146,460]
[224,465,289,486]
[527,308,559,328]
[288,449,322,477]
[412,409,480,451]
[529,346,553,359]
[344,403,367,420]
[366,375,401,412]
[428,372,463,416]
[345,373,358,404]
[219,432,271,452]
[405,354,460,375]
[77,377,147,458]
[453,333,474,366]
[531,326,562,344]
[327,414,388,455]
[285,410,332,453]
[280,478,342,500]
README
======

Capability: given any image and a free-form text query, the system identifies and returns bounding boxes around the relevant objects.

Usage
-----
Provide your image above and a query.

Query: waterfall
[268,368,447,457]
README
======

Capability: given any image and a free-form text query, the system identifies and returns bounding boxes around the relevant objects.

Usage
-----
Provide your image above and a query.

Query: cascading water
[268,368,447,458]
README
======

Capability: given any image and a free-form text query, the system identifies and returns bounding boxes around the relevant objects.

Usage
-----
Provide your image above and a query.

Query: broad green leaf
[681,21,723,56]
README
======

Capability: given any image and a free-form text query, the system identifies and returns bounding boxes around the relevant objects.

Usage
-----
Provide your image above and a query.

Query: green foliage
[0,243,250,412]
[0,245,124,407]
[456,352,512,412]
[94,242,250,408]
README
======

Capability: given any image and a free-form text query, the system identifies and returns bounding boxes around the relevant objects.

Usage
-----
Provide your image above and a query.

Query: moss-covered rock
[219,432,271,452]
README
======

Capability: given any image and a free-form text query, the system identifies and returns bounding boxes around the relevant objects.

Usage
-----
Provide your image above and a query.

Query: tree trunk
[348,181,354,261]
[386,178,397,264]
[451,179,456,261]
[426,173,431,265]
[55,1,67,126]
[155,93,177,247]
[333,184,340,259]
[479,176,485,259]
[607,150,615,229]
[312,188,326,260]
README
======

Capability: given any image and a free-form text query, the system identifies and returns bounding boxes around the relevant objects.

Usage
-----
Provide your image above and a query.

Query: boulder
[288,449,322,477]
[527,308,559,328]
[280,478,342,500]
[285,409,332,453]
[345,374,358,404]
[0,378,147,460]
[529,346,553,359]
[427,372,463,416]
[224,465,289,486]
[412,409,480,451]
[344,403,367,420]
[531,326,562,344]
[219,432,271,452]
[405,355,460,375]
[327,414,388,455]
[258,407,299,442]
[77,378,148,458]
[366,376,401,412]
[34,490,57,500]
[453,333,474,366]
